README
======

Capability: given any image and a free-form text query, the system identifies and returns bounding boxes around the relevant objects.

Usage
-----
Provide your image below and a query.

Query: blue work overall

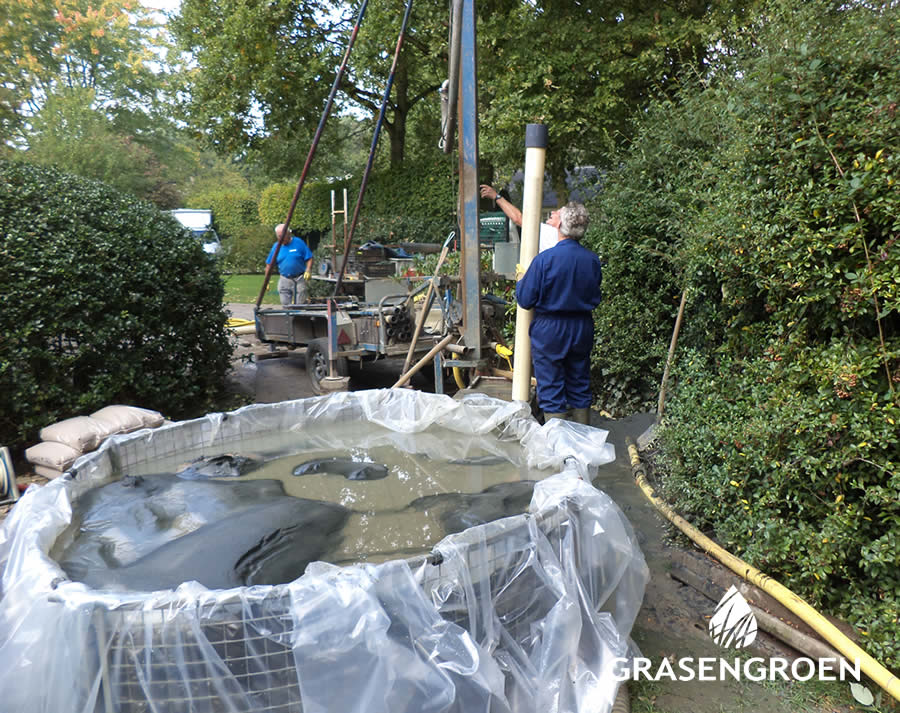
[515,239,603,413]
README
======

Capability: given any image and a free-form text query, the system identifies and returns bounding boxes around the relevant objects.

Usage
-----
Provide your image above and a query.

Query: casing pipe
[511,124,547,402]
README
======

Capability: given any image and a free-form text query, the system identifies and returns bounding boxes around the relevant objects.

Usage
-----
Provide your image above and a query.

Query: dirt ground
[2,305,888,712]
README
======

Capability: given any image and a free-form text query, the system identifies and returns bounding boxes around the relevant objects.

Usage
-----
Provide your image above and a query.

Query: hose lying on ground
[626,439,900,703]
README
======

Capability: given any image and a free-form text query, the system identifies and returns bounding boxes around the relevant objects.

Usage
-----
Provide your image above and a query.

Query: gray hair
[275,223,291,240]
[559,202,589,240]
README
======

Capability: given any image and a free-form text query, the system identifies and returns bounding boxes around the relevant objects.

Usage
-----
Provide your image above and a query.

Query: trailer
[255,286,450,395]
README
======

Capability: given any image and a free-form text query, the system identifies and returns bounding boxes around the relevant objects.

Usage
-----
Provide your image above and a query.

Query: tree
[477,0,757,198]
[0,0,166,142]
[25,88,185,207]
[171,0,454,173]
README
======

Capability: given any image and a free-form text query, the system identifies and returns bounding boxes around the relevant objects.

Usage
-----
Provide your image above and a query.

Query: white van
[169,209,221,254]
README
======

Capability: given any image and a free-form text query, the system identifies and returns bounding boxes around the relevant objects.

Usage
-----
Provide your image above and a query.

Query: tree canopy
[0,0,166,141]
[169,0,758,188]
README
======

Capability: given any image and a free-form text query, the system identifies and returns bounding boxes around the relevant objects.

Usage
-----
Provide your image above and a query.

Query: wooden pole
[656,290,687,423]
[392,334,455,389]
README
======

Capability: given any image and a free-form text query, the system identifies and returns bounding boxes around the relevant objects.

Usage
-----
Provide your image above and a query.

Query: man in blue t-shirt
[515,202,602,425]
[266,224,314,306]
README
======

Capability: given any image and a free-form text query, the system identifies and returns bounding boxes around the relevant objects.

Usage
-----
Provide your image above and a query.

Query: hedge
[588,0,900,667]
[258,157,457,245]
[0,159,233,450]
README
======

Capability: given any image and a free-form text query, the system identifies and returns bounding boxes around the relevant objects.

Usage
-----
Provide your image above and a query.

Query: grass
[224,273,280,305]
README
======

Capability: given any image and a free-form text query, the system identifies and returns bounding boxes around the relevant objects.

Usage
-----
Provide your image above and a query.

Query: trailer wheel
[306,338,348,395]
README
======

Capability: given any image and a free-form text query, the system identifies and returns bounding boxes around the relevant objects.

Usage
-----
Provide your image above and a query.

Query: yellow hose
[626,440,900,702]
[452,366,467,391]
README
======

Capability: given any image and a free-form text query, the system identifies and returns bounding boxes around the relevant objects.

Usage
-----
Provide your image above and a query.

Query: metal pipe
[440,0,462,153]
[326,298,336,378]
[333,0,415,296]
[457,0,481,360]
[391,333,455,388]
[511,124,547,402]
[255,0,370,308]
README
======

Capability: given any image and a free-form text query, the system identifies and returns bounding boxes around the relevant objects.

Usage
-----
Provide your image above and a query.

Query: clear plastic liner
[0,390,647,713]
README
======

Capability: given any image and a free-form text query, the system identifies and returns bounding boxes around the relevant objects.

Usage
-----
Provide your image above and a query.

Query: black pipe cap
[525,124,548,149]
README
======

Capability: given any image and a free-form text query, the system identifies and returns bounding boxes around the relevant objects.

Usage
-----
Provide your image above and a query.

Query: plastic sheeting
[0,390,646,713]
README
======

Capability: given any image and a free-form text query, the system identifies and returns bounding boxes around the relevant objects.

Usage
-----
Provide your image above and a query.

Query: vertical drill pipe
[341,188,348,274]
[511,124,547,402]
[326,298,336,378]
[656,289,687,422]
[441,0,462,153]
[457,0,481,360]
[255,0,370,308]
[333,0,415,296]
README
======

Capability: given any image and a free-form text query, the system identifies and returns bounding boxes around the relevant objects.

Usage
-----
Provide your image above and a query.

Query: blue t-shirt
[515,239,602,315]
[266,237,314,278]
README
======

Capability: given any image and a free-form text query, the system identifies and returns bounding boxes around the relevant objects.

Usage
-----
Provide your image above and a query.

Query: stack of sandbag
[24,406,164,480]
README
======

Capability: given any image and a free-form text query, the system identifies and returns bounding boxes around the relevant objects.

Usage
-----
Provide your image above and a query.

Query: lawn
[224,274,280,305]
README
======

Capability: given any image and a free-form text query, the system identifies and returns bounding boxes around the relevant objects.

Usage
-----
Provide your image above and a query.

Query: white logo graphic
[709,586,758,649]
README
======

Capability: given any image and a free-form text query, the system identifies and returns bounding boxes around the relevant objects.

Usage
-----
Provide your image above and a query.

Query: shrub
[0,160,233,450]
[257,158,456,244]
[187,187,259,240]
[592,0,900,667]
[659,346,899,668]
[258,180,345,234]
[221,224,274,274]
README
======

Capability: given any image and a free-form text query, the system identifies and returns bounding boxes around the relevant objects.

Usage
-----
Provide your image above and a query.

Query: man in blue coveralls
[266,223,314,306]
[515,202,602,425]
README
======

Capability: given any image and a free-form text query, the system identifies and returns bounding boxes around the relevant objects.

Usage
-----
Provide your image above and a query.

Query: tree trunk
[388,54,409,167]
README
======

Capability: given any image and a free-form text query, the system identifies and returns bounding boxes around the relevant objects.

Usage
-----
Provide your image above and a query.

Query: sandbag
[90,405,164,434]
[25,441,80,472]
[39,417,113,453]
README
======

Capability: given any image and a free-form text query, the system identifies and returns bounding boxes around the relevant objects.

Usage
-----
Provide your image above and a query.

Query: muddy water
[56,422,557,590]
[235,433,555,564]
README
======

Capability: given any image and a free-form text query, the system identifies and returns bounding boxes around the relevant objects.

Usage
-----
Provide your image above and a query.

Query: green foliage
[0,0,168,142]
[221,223,273,274]
[170,0,450,171]
[659,348,899,667]
[258,158,456,243]
[597,0,899,667]
[187,187,259,240]
[477,0,757,190]
[353,158,457,243]
[0,159,232,450]
[585,86,729,411]
[24,88,183,208]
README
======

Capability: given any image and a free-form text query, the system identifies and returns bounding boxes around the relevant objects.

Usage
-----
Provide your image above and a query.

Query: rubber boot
[570,407,591,426]
[543,411,567,424]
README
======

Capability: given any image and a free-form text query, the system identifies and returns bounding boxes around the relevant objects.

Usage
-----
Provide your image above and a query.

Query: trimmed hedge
[221,223,275,274]
[0,160,233,450]
[187,187,259,240]
[258,158,457,245]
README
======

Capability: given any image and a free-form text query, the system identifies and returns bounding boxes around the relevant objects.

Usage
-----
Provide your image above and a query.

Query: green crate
[479,212,509,244]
